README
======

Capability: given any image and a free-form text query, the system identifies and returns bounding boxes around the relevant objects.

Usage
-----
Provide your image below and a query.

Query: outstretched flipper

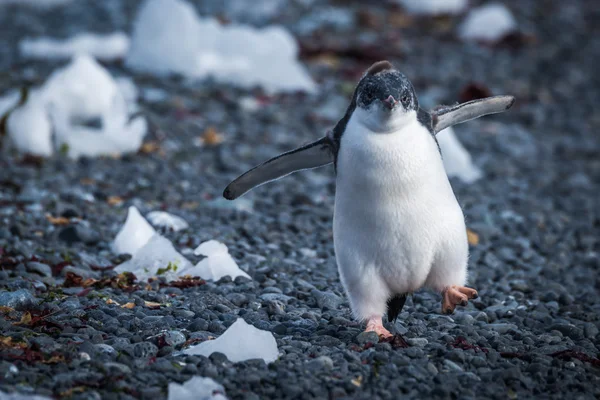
[223,136,334,200]
[431,95,515,134]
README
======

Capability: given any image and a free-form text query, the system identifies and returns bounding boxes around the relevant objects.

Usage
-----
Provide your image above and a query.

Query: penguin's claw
[365,317,393,339]
[442,285,478,314]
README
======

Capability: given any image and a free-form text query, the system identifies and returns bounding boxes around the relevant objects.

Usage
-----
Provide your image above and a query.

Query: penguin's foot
[442,286,478,314]
[365,317,393,338]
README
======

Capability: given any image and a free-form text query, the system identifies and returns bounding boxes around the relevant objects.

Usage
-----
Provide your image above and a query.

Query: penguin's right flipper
[223,136,334,200]
[431,95,515,134]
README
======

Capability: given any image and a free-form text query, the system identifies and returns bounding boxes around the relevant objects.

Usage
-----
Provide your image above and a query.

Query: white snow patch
[0,0,73,8]
[397,0,467,15]
[125,0,315,93]
[112,206,157,255]
[458,3,517,42]
[184,318,279,363]
[115,234,193,282]
[2,55,146,158]
[146,211,189,232]
[168,377,227,400]
[192,240,250,281]
[438,127,482,183]
[20,33,130,61]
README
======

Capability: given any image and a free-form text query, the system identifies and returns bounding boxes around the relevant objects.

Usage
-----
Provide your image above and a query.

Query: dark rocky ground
[0,0,599,399]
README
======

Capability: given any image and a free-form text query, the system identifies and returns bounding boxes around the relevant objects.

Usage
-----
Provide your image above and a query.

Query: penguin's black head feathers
[355,61,418,113]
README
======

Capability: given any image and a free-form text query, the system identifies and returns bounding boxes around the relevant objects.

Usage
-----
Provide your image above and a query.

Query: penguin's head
[353,61,418,133]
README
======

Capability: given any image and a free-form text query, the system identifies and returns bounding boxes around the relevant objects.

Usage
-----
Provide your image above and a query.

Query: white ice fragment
[437,127,482,183]
[114,234,193,282]
[41,55,147,158]
[19,33,130,61]
[146,211,189,232]
[125,0,315,93]
[2,55,146,158]
[112,206,156,255]
[6,95,53,156]
[191,240,250,281]
[397,0,467,16]
[168,376,227,400]
[184,318,279,363]
[458,3,516,42]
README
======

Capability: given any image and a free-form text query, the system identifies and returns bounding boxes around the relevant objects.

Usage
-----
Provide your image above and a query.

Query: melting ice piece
[42,55,147,159]
[397,0,467,16]
[458,3,516,42]
[184,318,279,363]
[437,127,482,184]
[115,234,193,282]
[192,240,250,281]
[125,0,315,93]
[6,95,53,156]
[168,377,228,400]
[146,211,189,232]
[20,33,130,61]
[112,206,156,255]
[1,55,146,158]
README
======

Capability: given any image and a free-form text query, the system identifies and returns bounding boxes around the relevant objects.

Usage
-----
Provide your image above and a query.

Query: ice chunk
[2,55,146,158]
[112,206,156,255]
[125,0,315,93]
[397,0,467,16]
[437,127,482,183]
[42,55,147,159]
[168,377,227,400]
[458,3,516,42]
[184,318,279,363]
[191,240,250,281]
[146,211,189,232]
[6,93,53,156]
[115,234,193,282]
[20,33,130,61]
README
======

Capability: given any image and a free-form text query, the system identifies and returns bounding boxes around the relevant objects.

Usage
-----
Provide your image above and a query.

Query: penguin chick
[224,61,514,338]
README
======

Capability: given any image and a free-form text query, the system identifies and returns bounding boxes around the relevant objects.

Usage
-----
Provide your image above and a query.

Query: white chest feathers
[333,112,468,313]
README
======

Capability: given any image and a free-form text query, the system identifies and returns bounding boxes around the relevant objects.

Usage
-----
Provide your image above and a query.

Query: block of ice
[437,127,482,183]
[1,55,146,158]
[112,206,156,255]
[191,240,250,281]
[458,3,516,42]
[184,318,279,363]
[20,33,130,61]
[397,0,467,15]
[125,0,315,93]
[41,55,147,159]
[6,94,53,156]
[146,211,189,232]
[114,234,193,282]
[168,377,227,400]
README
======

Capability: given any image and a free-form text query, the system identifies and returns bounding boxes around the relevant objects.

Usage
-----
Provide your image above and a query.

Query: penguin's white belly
[333,118,468,319]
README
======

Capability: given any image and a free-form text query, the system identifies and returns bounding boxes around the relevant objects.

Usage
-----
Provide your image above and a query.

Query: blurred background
[0,0,598,399]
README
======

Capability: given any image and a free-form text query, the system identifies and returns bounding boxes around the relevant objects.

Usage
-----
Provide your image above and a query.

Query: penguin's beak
[383,95,398,109]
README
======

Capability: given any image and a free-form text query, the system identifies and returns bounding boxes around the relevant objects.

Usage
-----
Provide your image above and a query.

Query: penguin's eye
[401,95,410,105]
[364,92,374,102]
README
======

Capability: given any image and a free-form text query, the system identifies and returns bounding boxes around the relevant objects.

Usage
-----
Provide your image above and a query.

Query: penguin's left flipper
[431,95,515,134]
[223,136,334,200]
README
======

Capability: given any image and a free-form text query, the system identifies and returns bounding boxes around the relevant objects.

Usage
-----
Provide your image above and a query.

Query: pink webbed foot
[442,285,478,314]
[365,317,393,339]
